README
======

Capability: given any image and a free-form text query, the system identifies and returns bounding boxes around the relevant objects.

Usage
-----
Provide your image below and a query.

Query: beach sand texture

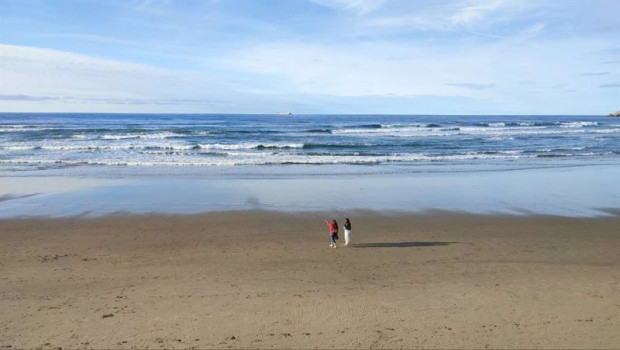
[1,211,619,349]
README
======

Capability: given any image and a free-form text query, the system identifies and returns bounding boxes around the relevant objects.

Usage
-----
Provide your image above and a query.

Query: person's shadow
[351,241,457,248]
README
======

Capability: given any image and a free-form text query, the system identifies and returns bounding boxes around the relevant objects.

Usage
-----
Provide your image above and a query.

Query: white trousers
[344,229,351,245]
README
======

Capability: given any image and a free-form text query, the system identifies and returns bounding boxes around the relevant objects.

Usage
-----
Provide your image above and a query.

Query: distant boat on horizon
[277,112,292,115]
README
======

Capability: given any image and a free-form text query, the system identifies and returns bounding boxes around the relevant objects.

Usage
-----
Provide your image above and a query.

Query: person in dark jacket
[343,218,352,246]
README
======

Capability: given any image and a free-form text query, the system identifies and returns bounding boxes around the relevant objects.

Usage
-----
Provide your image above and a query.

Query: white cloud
[0,43,247,112]
[444,83,495,90]
[311,0,385,15]
[224,42,499,98]
[364,13,448,31]
[1,43,165,97]
[0,26,616,114]
[450,0,507,28]
[364,0,537,32]
[128,0,173,15]
[222,32,616,111]
[518,22,546,39]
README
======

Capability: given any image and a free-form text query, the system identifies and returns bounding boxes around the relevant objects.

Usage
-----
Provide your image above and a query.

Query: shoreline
[2,210,619,349]
[2,163,620,218]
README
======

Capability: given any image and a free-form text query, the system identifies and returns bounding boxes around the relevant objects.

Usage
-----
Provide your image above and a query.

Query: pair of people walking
[324,218,352,248]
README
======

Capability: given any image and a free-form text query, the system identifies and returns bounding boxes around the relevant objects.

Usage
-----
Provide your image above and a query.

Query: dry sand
[1,211,619,349]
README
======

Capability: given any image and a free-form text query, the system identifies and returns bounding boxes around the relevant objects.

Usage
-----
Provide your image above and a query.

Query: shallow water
[1,164,619,218]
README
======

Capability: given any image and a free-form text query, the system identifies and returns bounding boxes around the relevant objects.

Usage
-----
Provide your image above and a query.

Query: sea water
[1,113,619,217]
[1,113,619,171]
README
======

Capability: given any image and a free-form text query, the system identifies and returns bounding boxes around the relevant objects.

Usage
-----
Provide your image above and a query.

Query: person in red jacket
[325,219,339,248]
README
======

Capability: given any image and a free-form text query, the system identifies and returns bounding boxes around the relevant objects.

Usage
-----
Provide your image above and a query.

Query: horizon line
[0,111,612,117]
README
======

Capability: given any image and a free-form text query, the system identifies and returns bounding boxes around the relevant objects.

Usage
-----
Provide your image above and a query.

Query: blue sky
[1,0,618,114]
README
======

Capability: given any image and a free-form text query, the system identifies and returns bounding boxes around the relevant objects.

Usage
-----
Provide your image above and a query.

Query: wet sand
[3,164,620,217]
[1,211,619,349]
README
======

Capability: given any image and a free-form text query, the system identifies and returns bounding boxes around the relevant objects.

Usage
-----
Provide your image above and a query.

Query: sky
[1,0,619,114]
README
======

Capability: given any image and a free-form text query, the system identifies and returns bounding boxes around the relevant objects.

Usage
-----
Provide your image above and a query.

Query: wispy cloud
[518,22,546,38]
[599,84,620,88]
[223,40,527,100]
[1,0,618,114]
[363,0,537,33]
[444,83,495,90]
[127,0,173,16]
[0,94,58,101]
[450,0,508,28]
[0,43,244,111]
[311,0,385,15]
[582,72,610,76]
[0,94,220,105]
[37,33,141,47]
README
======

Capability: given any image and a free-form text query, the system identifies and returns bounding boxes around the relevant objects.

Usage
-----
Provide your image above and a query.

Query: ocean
[1,113,619,217]
[1,113,619,174]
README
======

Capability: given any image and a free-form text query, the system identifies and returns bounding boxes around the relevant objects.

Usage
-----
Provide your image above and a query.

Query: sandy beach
[1,211,619,349]
[3,0,620,348]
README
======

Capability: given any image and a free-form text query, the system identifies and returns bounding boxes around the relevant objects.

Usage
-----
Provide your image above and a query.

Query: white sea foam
[0,141,303,152]
[333,126,457,137]
[0,145,36,151]
[335,123,619,139]
[0,150,537,168]
[0,127,52,133]
[195,142,304,150]
[100,131,177,140]
[489,136,515,141]
[560,121,598,128]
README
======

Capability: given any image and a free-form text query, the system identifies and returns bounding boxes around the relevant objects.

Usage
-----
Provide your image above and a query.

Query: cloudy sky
[1,0,618,114]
